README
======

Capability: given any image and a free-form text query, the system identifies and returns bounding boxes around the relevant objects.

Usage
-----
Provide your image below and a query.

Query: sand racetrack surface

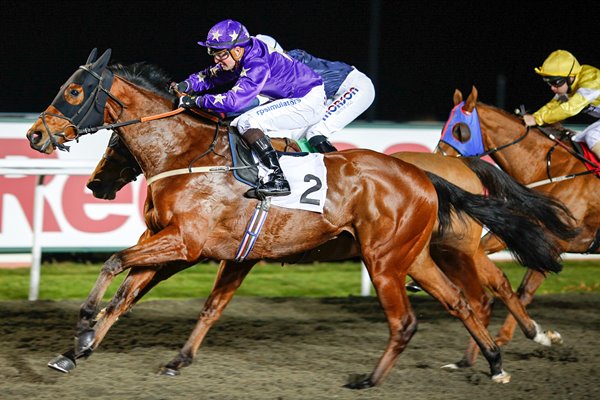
[1,294,598,400]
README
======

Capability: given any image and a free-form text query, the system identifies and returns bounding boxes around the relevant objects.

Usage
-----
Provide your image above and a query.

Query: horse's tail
[427,171,563,273]
[461,157,579,241]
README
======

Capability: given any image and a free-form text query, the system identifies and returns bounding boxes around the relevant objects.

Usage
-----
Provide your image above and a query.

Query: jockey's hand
[179,95,199,109]
[169,81,189,95]
[523,114,537,127]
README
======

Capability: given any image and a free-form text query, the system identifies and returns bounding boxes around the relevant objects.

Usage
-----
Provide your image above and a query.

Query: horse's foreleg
[76,229,154,336]
[91,267,167,351]
[48,266,163,373]
[409,254,510,383]
[49,227,195,373]
[160,259,257,376]
[496,269,548,346]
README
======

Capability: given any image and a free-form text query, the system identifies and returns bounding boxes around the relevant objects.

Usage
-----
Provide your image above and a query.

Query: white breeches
[231,85,326,140]
[304,68,375,140]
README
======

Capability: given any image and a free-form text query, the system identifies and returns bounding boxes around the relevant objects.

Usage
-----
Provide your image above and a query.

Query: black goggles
[543,76,568,88]
[207,47,229,56]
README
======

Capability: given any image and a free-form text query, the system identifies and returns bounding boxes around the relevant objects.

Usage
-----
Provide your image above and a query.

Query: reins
[77,107,187,136]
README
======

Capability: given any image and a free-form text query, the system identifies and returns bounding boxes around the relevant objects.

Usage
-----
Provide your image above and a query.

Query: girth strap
[235,198,271,262]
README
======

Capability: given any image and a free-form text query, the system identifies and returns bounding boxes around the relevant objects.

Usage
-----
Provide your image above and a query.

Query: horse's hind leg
[440,251,559,369]
[432,249,494,369]
[495,269,548,346]
[160,260,257,375]
[345,253,418,389]
[409,254,510,383]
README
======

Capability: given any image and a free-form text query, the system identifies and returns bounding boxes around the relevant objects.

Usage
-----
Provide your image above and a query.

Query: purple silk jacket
[183,38,324,114]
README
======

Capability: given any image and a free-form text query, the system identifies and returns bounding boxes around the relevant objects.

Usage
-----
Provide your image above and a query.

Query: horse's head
[435,86,485,157]
[26,48,114,154]
[86,132,141,200]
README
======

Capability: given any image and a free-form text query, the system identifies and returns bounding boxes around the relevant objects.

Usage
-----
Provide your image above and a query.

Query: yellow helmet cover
[535,50,582,77]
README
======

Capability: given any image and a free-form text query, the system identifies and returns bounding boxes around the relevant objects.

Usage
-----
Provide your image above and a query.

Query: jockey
[255,34,376,154]
[170,20,326,197]
[523,50,600,159]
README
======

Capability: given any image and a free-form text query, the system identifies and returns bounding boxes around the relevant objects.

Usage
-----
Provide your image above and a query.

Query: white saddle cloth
[256,153,328,213]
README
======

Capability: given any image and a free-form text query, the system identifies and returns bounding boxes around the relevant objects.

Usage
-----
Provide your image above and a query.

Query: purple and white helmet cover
[198,19,250,49]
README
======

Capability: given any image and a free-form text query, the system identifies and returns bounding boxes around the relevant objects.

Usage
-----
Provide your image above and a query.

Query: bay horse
[25,49,570,388]
[88,131,573,367]
[436,85,599,365]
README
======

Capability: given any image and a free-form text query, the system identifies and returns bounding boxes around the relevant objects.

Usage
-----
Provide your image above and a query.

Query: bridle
[36,64,124,152]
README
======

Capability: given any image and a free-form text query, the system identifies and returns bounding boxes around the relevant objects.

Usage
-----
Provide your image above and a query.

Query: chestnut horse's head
[86,132,141,200]
[26,48,114,154]
[436,86,485,157]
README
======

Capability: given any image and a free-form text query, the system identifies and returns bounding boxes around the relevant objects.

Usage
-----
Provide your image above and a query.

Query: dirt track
[1,294,598,400]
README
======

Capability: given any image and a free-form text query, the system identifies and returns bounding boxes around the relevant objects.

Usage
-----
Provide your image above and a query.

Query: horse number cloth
[256,153,328,213]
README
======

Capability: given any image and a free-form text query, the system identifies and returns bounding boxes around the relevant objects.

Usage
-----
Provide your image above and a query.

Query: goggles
[543,76,568,88]
[207,48,231,61]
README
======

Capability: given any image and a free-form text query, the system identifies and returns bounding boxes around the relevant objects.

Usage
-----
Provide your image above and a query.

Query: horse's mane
[477,100,567,132]
[476,101,520,122]
[109,62,175,99]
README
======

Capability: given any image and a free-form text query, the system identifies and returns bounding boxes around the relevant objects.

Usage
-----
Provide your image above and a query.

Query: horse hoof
[75,328,95,356]
[547,330,563,345]
[441,363,460,370]
[343,374,374,389]
[159,367,180,376]
[48,353,76,373]
[492,370,511,384]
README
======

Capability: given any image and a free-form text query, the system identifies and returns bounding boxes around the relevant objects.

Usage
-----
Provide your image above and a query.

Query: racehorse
[25,49,571,388]
[89,130,573,367]
[436,85,599,365]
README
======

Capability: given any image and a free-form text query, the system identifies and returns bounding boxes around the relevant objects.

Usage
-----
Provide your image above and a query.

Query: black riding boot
[247,135,291,197]
[308,135,337,153]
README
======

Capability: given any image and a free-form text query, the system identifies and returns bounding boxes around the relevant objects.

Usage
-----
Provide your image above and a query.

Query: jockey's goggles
[207,48,231,61]
[543,76,568,88]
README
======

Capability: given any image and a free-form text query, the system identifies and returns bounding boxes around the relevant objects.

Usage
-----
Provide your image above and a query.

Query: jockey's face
[544,76,570,95]
[213,47,243,71]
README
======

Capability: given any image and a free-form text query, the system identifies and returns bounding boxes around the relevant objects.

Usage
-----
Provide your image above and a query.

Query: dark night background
[1,0,598,124]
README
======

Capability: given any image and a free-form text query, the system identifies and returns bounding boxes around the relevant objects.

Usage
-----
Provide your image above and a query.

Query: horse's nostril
[29,131,42,144]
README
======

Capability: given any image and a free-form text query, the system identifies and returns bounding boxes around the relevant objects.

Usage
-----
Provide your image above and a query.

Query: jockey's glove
[169,81,189,95]
[179,95,201,108]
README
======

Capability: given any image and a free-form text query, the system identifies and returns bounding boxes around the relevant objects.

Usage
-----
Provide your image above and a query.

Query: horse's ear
[464,86,477,112]
[453,89,463,106]
[92,49,112,72]
[86,48,98,65]
[471,86,478,101]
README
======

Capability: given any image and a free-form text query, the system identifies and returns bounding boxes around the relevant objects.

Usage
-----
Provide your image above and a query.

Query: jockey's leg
[243,128,291,197]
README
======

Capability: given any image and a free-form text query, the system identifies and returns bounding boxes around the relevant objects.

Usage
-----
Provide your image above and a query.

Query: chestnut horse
[89,131,573,368]
[25,49,569,388]
[436,86,599,364]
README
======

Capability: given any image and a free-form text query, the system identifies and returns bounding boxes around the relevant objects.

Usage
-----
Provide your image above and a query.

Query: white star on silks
[211,30,223,41]
[212,93,226,105]
[196,72,206,82]
[239,67,251,77]
[229,30,239,41]
[231,84,242,93]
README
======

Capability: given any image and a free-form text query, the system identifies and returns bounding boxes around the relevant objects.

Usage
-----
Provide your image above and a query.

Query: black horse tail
[461,157,579,241]
[427,172,563,273]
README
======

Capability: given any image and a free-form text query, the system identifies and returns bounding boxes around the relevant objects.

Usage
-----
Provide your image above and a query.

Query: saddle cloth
[228,132,328,213]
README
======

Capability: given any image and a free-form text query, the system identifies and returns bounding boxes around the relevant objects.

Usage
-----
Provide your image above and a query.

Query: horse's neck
[479,107,565,184]
[106,77,230,177]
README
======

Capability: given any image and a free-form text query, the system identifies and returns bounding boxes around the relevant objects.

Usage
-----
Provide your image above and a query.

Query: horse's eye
[64,83,85,106]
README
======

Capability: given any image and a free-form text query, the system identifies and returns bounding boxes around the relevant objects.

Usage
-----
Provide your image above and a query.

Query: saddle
[185,107,307,187]
[227,127,307,187]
